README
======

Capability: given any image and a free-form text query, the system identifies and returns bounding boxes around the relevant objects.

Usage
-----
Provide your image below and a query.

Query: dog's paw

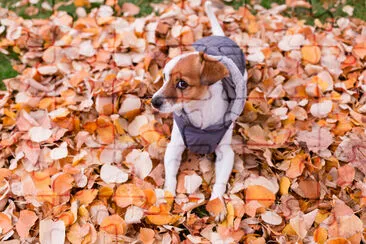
[207,196,227,223]
[214,204,227,222]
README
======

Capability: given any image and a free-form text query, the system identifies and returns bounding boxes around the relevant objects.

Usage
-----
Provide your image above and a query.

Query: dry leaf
[100,214,127,235]
[297,125,333,154]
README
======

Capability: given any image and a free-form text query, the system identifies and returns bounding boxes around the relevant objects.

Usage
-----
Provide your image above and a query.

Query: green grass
[119,0,165,17]
[0,52,18,91]
[0,0,365,90]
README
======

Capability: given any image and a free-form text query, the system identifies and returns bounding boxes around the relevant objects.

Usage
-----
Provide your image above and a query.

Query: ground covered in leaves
[0,0,366,243]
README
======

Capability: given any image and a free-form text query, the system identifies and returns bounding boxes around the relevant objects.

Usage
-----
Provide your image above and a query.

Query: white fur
[155,1,239,219]
[163,52,199,83]
[182,80,228,129]
[204,1,225,36]
[152,52,199,113]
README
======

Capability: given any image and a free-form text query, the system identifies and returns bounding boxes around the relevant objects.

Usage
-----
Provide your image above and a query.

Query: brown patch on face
[161,53,229,104]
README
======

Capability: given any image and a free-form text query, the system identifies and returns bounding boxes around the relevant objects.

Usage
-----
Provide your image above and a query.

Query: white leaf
[50,142,68,160]
[48,108,70,119]
[342,5,354,16]
[278,34,305,51]
[272,107,288,120]
[124,206,144,224]
[39,219,65,244]
[100,163,128,184]
[98,5,113,18]
[184,173,202,194]
[29,127,52,142]
[38,65,58,75]
[119,95,141,115]
[90,204,109,225]
[125,149,152,179]
[79,40,95,57]
[289,209,318,239]
[127,115,148,137]
[99,148,122,164]
[310,100,333,118]
[297,125,333,153]
[318,70,334,92]
[261,211,282,225]
[247,50,265,63]
[113,53,132,67]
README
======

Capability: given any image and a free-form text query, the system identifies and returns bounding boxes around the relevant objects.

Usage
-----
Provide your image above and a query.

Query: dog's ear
[199,52,229,85]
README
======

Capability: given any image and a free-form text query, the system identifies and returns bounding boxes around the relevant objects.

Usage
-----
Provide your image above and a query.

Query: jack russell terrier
[152,1,247,208]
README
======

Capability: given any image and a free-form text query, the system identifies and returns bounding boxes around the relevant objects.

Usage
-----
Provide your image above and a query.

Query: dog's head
[151,51,229,113]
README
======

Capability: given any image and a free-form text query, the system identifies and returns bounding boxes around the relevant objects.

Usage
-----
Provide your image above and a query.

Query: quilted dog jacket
[173,36,247,154]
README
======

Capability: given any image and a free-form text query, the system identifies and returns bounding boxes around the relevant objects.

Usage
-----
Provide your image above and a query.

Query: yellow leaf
[98,186,114,200]
[315,211,330,225]
[146,213,179,225]
[226,201,235,228]
[301,45,321,64]
[74,0,89,7]
[282,223,297,236]
[314,227,327,244]
[280,176,290,195]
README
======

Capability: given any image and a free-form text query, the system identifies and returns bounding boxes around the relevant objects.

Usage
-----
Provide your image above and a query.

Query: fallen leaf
[114,184,146,208]
[297,125,333,153]
[261,211,282,225]
[139,228,155,244]
[100,163,128,184]
[39,219,65,244]
[100,214,127,235]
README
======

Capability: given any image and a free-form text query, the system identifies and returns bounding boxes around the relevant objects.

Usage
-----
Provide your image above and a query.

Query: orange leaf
[139,228,155,244]
[114,184,146,208]
[74,189,98,206]
[146,213,179,225]
[96,116,115,144]
[0,213,12,234]
[286,153,307,178]
[143,189,156,206]
[245,185,275,208]
[58,211,74,227]
[53,173,74,195]
[301,45,321,64]
[100,214,127,235]
[16,210,38,238]
[313,227,327,243]
[325,238,351,244]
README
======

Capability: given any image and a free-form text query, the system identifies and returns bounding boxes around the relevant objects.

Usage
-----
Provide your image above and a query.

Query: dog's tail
[204,1,225,36]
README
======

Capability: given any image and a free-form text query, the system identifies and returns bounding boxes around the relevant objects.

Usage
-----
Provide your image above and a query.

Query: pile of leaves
[0,0,366,243]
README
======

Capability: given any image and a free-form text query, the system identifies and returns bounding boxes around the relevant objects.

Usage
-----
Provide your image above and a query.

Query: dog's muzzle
[151,96,164,109]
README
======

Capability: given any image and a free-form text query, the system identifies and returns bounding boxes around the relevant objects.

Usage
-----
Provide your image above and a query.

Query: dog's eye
[176,79,188,90]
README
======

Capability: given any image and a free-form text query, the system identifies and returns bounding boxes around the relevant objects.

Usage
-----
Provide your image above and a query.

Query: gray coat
[173,36,247,154]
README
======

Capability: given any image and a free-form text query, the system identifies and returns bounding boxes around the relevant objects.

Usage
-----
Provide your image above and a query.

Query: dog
[151,1,247,216]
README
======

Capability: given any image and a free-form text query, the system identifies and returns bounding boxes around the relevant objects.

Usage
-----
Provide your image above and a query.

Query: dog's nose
[151,96,164,109]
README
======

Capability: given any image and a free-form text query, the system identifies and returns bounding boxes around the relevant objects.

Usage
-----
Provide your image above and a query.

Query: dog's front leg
[164,121,186,196]
[209,124,234,221]
[209,124,234,222]
[211,123,235,201]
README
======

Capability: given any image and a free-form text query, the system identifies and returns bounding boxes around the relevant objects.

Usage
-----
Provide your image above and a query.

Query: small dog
[152,1,247,211]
